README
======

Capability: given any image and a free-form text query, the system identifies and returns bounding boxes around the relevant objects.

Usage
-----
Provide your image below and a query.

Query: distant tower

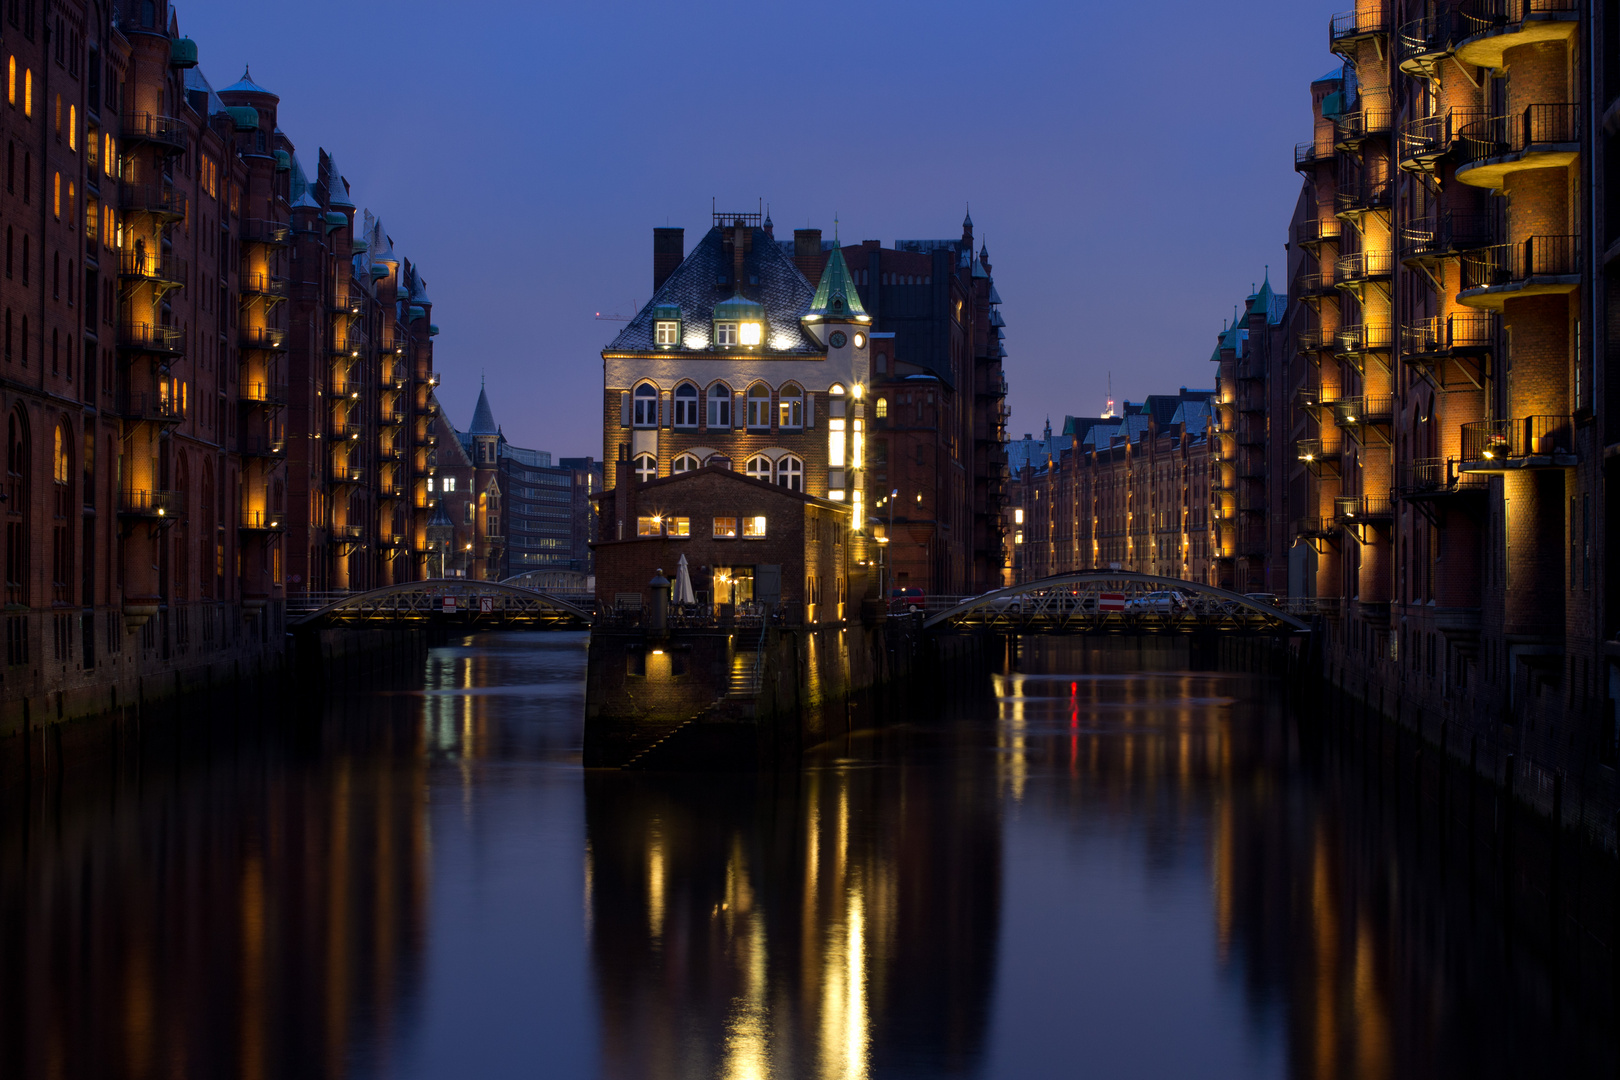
[467,380,504,579]
[1103,373,1116,419]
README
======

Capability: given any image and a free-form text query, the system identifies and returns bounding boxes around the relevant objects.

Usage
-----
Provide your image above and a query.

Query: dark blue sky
[179,0,1336,457]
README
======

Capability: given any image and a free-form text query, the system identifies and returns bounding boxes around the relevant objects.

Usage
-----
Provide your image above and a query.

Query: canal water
[0,632,1613,1078]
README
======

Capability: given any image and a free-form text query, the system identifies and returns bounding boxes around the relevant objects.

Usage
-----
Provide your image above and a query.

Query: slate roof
[607,227,820,354]
[220,66,278,98]
[182,67,228,117]
[806,243,868,321]
[468,382,498,435]
[1007,431,1070,474]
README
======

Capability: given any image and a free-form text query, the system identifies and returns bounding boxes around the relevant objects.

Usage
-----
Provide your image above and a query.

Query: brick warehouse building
[0,1,442,729]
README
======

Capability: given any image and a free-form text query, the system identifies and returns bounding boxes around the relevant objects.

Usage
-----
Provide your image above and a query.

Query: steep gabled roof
[607,227,819,354]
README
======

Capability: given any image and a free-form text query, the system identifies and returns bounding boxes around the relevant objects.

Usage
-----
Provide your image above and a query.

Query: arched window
[632,454,657,484]
[673,382,699,428]
[707,382,732,429]
[633,383,658,428]
[672,453,701,474]
[777,383,803,430]
[745,455,773,482]
[746,383,771,431]
[875,396,888,420]
[776,454,803,492]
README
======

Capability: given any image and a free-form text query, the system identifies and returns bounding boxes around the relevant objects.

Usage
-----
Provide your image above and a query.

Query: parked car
[888,587,926,613]
[1124,590,1188,613]
[1243,592,1282,608]
[981,590,1026,613]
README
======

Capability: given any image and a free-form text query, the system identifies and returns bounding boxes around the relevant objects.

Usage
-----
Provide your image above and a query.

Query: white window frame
[715,321,738,347]
[673,383,699,428]
[654,320,679,346]
[778,384,803,430]
[632,383,658,428]
[672,453,701,474]
[707,383,732,429]
[632,454,657,484]
[776,454,803,492]
[745,455,773,482]
[746,385,771,431]
[743,515,768,539]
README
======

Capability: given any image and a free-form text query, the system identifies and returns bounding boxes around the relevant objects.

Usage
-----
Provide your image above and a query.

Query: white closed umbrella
[674,553,696,606]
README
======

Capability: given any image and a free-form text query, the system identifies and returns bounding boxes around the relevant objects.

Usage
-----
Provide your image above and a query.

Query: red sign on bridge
[1098,592,1126,613]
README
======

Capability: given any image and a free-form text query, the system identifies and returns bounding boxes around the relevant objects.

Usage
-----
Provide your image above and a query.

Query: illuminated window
[5,57,12,106]
[442,477,456,492]
[672,453,700,474]
[745,455,772,482]
[777,383,803,430]
[746,383,771,430]
[1015,531,1024,545]
[738,321,762,347]
[776,455,803,492]
[707,382,732,428]
[654,320,679,346]
[875,397,888,419]
[713,516,738,538]
[828,384,847,470]
[743,515,767,539]
[637,516,661,537]
[673,382,699,428]
[714,321,738,347]
[632,382,658,427]
[51,171,58,218]
[666,516,691,538]
[632,454,657,483]
[67,105,75,150]
[23,69,30,117]
[1014,508,1024,524]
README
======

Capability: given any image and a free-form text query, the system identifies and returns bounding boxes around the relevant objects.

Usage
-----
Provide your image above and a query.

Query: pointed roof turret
[964,206,974,229]
[468,379,498,435]
[804,241,869,323]
[288,155,321,210]
[220,65,278,100]
[323,151,355,209]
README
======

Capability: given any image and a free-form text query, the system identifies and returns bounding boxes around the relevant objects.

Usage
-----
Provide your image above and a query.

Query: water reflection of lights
[647,822,666,943]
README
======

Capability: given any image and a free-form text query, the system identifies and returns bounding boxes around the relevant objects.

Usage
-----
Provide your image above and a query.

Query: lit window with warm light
[666,516,691,538]
[713,516,738,538]
[1014,508,1024,524]
[743,515,767,538]
[637,516,661,537]
[655,320,679,346]
[739,321,762,347]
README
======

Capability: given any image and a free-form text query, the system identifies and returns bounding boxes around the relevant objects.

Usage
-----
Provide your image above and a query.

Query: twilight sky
[178,0,1337,457]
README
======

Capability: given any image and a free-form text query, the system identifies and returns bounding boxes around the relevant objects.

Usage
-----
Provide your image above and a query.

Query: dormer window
[738,321,762,347]
[655,321,679,346]
[713,295,766,351]
[715,321,738,347]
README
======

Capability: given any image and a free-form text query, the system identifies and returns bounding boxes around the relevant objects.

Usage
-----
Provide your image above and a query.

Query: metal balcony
[1333,495,1394,523]
[118,251,187,288]
[117,488,182,519]
[1329,395,1395,429]
[1294,141,1329,172]
[1334,323,1394,358]
[1401,312,1497,357]
[1459,415,1576,470]
[1298,324,1337,357]
[1294,269,1337,302]
[121,112,188,154]
[120,184,187,222]
[239,326,288,351]
[1459,235,1580,308]
[1335,177,1392,217]
[1455,0,1579,70]
[1396,12,1454,75]
[240,510,287,532]
[1398,211,1494,262]
[1335,249,1394,288]
[330,333,367,357]
[118,321,185,356]
[1330,6,1389,55]
[1455,104,1580,189]
[378,441,404,460]
[241,381,289,407]
[1296,216,1342,247]
[240,273,289,299]
[1294,516,1340,538]
[379,408,405,426]
[329,524,364,542]
[332,466,365,486]
[240,219,290,246]
[1398,457,1488,498]
[333,422,364,442]
[240,435,286,458]
[1334,104,1394,150]
[117,390,185,426]
[330,290,366,315]
[1396,108,1487,172]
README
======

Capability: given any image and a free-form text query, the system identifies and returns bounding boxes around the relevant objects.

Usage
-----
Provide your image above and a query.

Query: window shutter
[620,391,630,427]
[805,392,814,429]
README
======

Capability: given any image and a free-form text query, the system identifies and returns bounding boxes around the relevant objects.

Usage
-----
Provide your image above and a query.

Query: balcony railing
[334,422,364,441]
[329,524,364,541]
[1455,104,1579,168]
[1335,323,1394,354]
[239,326,288,350]
[1460,415,1575,464]
[1401,312,1497,355]
[1335,249,1394,283]
[1295,270,1336,298]
[1294,141,1329,171]
[240,435,286,458]
[1331,6,1389,49]
[331,332,368,356]
[240,510,287,531]
[1396,12,1454,71]
[120,184,188,220]
[118,321,185,355]
[1298,325,1337,354]
[1397,107,1488,170]
[1295,438,1339,464]
[1295,516,1340,538]
[241,381,289,406]
[330,291,366,314]
[332,466,365,485]
[240,219,290,246]
[1330,395,1395,426]
[1335,104,1394,146]
[118,251,188,286]
[379,407,405,426]
[1460,235,1580,292]
[1398,457,1488,496]
[1458,0,1579,39]
[118,488,182,518]
[240,273,289,298]
[378,442,404,460]
[1296,216,1342,245]
[116,391,185,425]
[121,112,188,153]
[1398,211,1494,261]
[1334,495,1394,522]
[1335,177,1393,215]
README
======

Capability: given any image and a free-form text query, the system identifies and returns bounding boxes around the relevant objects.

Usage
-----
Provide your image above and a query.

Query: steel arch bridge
[924,572,1313,635]
[500,569,589,593]
[289,579,593,629]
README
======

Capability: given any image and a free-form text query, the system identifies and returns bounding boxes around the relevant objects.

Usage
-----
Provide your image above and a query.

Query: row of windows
[633,452,804,492]
[630,380,853,431]
[637,515,768,540]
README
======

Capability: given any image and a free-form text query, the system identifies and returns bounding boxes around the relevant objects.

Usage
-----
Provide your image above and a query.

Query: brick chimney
[653,228,684,293]
[793,228,822,280]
